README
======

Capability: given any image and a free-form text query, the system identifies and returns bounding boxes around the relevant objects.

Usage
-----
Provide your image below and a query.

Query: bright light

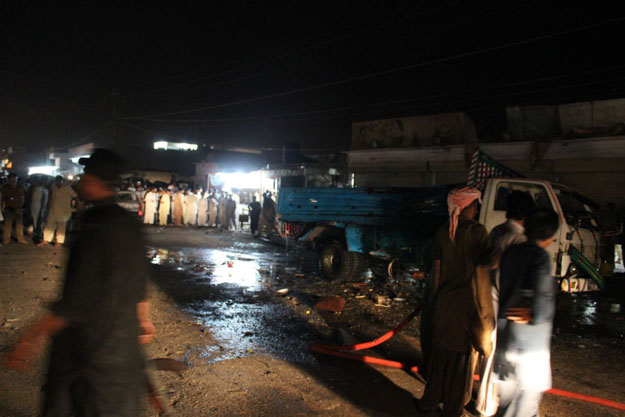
[28,166,58,176]
[216,171,262,190]
[69,155,90,164]
[153,141,198,151]
[67,174,74,181]
[153,141,168,150]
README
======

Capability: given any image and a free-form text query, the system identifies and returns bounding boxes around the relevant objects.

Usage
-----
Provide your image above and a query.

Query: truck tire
[347,251,368,281]
[320,241,354,281]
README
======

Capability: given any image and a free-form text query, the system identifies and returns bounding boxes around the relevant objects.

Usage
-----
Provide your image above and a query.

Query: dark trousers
[495,381,542,417]
[419,347,478,417]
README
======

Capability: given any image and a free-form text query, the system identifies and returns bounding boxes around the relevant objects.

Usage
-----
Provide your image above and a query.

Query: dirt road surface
[1,227,624,416]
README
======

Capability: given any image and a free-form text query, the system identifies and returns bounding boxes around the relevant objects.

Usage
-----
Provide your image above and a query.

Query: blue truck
[277,178,605,292]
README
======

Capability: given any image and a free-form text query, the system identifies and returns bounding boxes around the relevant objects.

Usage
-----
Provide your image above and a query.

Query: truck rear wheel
[320,241,354,281]
[348,251,368,281]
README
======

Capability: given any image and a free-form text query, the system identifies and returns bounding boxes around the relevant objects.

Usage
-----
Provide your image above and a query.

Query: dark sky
[2,1,625,152]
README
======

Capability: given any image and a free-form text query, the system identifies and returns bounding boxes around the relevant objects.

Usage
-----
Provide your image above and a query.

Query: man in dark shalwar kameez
[7,149,155,416]
[417,187,495,417]
[493,208,559,417]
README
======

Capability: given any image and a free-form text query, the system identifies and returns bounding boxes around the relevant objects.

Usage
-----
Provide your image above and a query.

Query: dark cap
[79,148,123,181]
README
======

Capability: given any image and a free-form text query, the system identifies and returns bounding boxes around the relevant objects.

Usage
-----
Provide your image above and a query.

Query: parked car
[115,191,143,217]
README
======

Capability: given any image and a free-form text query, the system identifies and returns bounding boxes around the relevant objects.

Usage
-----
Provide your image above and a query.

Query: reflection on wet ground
[147,245,323,365]
[148,244,625,370]
[555,288,625,341]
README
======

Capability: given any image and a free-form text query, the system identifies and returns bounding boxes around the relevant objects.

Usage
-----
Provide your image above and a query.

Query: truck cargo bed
[278,186,450,226]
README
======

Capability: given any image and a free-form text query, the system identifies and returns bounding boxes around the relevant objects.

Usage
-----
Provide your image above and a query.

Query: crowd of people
[132,184,276,236]
[0,173,77,247]
[0,172,279,247]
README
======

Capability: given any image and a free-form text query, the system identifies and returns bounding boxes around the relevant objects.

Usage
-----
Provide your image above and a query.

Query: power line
[139,0,538,100]
[128,73,625,127]
[127,0,440,93]
[125,16,625,120]
[143,0,459,95]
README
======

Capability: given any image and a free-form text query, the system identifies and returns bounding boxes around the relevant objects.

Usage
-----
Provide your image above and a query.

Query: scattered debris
[315,296,346,313]
[375,295,391,306]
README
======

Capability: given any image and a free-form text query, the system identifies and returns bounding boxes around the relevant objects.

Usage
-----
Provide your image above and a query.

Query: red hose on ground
[313,307,421,352]
[544,388,625,412]
[310,306,625,411]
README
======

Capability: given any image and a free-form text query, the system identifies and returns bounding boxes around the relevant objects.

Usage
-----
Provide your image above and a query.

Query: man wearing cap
[417,186,494,417]
[1,172,28,244]
[38,176,77,247]
[7,149,155,416]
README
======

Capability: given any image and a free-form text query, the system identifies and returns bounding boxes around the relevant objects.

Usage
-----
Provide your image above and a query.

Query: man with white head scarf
[418,186,494,417]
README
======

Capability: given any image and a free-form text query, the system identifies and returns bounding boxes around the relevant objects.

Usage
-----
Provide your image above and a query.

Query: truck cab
[480,178,602,292]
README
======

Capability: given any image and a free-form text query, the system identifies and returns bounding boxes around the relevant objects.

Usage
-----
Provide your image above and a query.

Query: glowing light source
[28,166,58,176]
[70,155,91,164]
[216,171,262,190]
[153,141,198,151]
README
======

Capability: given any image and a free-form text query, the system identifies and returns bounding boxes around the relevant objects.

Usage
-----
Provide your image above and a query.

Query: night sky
[2,1,625,152]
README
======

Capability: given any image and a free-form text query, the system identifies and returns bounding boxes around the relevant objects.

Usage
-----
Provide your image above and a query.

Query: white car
[115,191,143,217]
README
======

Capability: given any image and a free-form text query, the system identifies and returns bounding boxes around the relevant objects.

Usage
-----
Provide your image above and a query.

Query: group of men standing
[418,187,559,417]
[139,187,237,228]
[1,173,77,247]
[137,186,276,236]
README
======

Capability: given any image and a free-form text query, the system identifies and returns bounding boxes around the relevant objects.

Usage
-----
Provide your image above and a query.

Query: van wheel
[320,241,354,281]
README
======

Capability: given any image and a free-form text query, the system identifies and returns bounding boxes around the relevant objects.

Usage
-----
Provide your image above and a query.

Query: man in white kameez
[158,190,171,226]
[143,187,158,225]
[39,176,77,247]
[208,192,218,227]
[184,189,198,226]
[197,191,208,227]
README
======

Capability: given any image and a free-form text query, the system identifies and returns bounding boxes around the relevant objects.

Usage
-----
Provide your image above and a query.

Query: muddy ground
[1,227,624,416]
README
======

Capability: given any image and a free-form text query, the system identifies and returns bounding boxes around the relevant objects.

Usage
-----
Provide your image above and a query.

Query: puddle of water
[556,293,625,340]
[147,245,321,364]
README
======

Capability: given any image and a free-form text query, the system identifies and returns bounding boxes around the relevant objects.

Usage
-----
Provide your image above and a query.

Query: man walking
[7,149,155,416]
[417,187,494,417]
[39,176,77,247]
[476,191,535,416]
[1,173,28,244]
[493,208,559,417]
[226,193,237,230]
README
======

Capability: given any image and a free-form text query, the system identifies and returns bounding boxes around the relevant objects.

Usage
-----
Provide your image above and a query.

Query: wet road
[142,227,625,416]
[147,234,326,366]
[146,228,625,366]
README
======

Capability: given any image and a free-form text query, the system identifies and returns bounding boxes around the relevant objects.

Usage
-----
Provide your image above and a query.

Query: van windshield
[552,185,598,229]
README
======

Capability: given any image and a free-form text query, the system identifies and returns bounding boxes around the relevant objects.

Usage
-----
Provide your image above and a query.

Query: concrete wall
[347,137,625,207]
